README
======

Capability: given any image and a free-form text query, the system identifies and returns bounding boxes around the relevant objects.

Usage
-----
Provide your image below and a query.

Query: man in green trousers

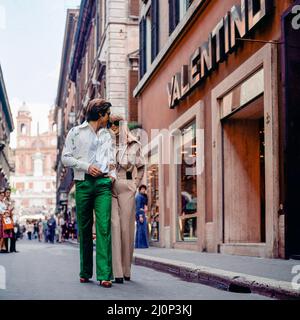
[62,98,115,288]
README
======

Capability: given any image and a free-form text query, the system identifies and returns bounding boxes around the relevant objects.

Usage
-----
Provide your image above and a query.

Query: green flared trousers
[75,175,113,281]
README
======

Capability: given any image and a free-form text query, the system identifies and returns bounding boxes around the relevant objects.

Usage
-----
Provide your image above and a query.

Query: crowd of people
[24,214,77,244]
[0,184,78,252]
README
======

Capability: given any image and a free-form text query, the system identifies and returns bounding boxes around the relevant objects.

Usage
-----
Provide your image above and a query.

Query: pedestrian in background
[38,219,43,242]
[21,225,26,239]
[33,222,38,239]
[47,214,56,244]
[62,98,115,288]
[27,221,34,240]
[58,214,65,243]
[135,185,149,249]
[4,188,18,253]
[43,216,48,243]
[1,191,14,252]
[68,217,76,241]
[0,188,8,252]
[110,115,145,283]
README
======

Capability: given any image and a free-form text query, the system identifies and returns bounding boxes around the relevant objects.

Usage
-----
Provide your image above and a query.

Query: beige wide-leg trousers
[111,179,136,278]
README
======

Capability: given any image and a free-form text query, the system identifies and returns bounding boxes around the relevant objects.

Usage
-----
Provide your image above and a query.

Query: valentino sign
[167,0,273,109]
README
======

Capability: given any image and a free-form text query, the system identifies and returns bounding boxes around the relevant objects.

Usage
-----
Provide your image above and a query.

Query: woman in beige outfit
[110,116,145,283]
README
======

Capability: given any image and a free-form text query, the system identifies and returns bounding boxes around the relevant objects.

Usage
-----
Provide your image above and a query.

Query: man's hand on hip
[88,165,103,177]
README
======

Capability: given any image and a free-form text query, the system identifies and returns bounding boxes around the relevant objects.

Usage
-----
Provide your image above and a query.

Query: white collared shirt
[62,121,116,181]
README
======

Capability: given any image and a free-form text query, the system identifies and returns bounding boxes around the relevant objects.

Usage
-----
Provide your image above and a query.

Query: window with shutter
[139,17,147,79]
[169,0,174,34]
[169,0,180,35]
[151,0,159,62]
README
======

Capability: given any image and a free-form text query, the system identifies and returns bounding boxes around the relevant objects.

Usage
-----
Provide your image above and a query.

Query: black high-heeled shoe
[114,277,124,284]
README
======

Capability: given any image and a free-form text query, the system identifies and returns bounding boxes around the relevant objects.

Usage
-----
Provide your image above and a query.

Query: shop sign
[167,0,273,109]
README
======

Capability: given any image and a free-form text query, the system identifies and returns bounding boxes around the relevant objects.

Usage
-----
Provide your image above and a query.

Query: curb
[133,253,300,300]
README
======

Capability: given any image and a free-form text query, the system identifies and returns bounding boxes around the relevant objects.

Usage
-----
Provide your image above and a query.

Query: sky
[0,0,80,147]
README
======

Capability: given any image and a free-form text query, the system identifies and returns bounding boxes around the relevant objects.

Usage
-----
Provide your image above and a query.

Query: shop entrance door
[212,45,279,258]
[222,96,266,244]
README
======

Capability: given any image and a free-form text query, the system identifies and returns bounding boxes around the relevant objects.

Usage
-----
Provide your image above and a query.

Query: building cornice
[56,9,79,111]
[70,0,96,82]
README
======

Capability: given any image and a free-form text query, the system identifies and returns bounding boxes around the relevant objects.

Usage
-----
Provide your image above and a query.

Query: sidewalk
[133,247,300,300]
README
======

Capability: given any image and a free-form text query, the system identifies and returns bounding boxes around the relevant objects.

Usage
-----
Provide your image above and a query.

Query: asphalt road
[0,240,271,300]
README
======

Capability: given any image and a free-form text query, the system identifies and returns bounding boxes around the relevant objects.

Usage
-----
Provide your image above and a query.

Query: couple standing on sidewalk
[62,99,145,288]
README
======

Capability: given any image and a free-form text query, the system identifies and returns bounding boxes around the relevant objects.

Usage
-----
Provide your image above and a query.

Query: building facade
[55,1,140,214]
[54,9,79,216]
[134,0,299,259]
[69,0,140,123]
[0,64,14,188]
[10,103,57,220]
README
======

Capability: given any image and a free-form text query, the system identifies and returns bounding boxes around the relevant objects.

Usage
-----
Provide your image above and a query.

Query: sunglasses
[111,120,120,127]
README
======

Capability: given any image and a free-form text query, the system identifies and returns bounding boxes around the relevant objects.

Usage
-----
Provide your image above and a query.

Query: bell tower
[16,102,32,138]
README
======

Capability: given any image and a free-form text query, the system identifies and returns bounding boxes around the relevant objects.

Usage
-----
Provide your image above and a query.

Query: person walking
[43,217,48,243]
[110,116,145,283]
[38,219,43,242]
[135,185,149,249]
[4,188,18,253]
[58,214,65,243]
[68,217,76,241]
[47,215,56,244]
[62,98,115,288]
[0,188,8,253]
[27,221,34,240]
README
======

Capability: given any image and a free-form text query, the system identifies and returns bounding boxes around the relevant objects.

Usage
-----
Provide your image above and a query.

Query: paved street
[0,240,271,300]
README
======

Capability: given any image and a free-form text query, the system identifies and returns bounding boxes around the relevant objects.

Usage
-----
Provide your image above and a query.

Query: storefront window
[176,120,197,242]
[147,147,160,242]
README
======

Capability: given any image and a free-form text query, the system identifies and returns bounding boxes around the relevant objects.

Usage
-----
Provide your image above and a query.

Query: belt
[84,173,110,179]
[117,171,133,180]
